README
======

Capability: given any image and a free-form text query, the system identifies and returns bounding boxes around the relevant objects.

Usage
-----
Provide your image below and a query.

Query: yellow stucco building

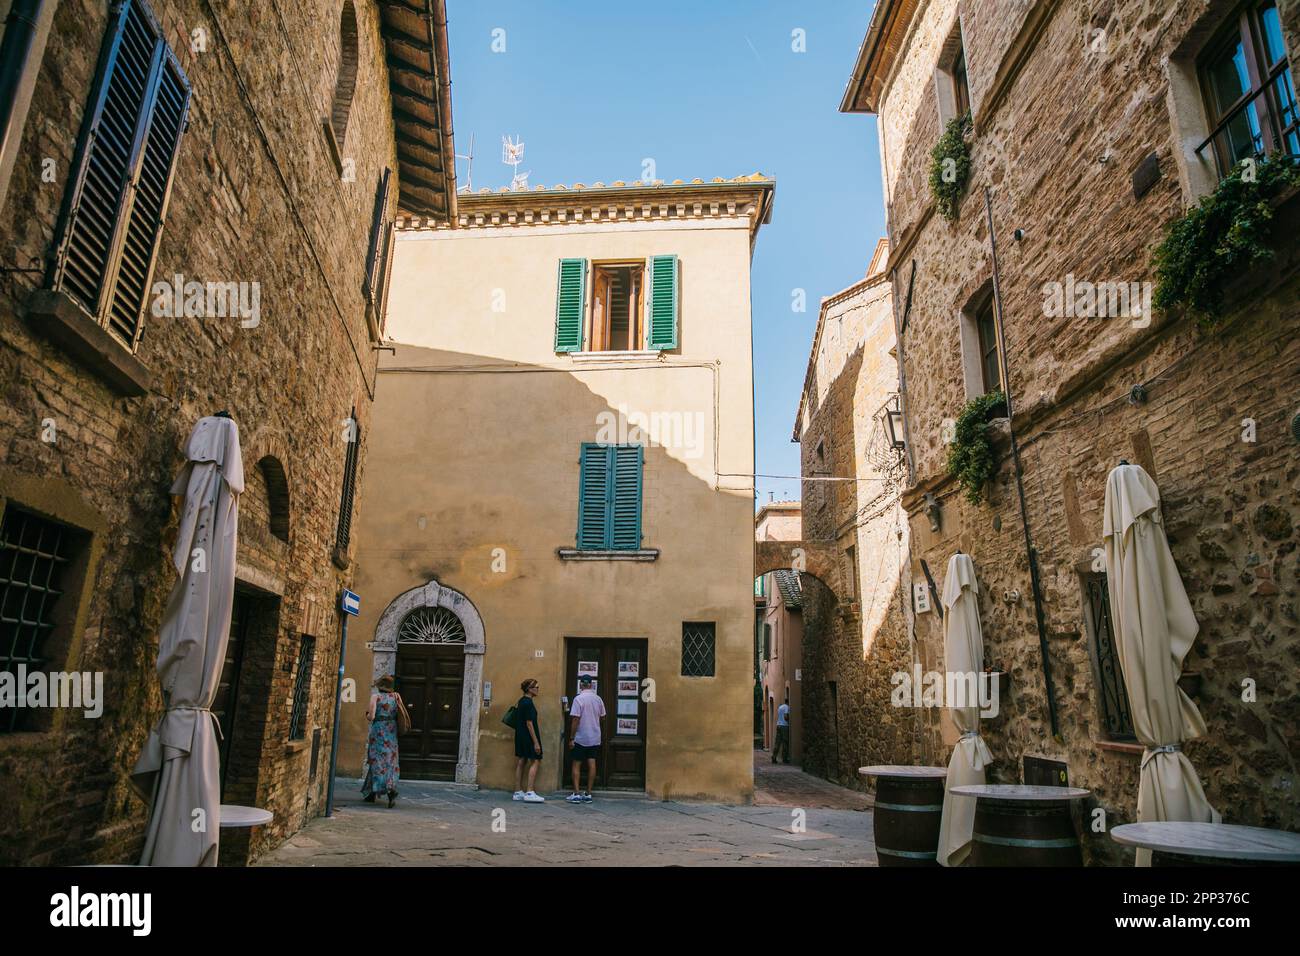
[338,177,774,802]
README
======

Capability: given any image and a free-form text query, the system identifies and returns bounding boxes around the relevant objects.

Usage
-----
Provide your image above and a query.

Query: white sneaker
[512,791,525,801]
[523,791,545,803]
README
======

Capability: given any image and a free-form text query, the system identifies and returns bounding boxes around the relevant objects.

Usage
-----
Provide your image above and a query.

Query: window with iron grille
[335,407,361,556]
[1083,573,1137,742]
[1196,0,1297,179]
[0,507,83,733]
[288,636,316,741]
[682,622,716,678]
[49,0,192,351]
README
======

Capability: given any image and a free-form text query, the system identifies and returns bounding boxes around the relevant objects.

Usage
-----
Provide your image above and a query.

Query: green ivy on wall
[929,112,972,221]
[946,390,1007,505]
[1153,156,1300,325]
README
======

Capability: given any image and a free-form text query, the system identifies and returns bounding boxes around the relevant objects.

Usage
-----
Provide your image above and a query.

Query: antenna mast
[502,135,529,191]
[456,132,475,193]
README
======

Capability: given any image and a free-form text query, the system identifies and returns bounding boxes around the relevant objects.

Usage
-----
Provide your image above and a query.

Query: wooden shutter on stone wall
[51,0,191,350]
[554,258,587,352]
[335,407,362,553]
[576,443,609,550]
[609,444,643,550]
[646,254,679,350]
[576,443,643,550]
[363,167,392,305]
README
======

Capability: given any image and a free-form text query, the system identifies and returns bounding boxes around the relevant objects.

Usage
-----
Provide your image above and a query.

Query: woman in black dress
[512,678,545,802]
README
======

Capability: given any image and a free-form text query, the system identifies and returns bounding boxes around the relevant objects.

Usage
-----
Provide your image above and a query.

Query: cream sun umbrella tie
[935,552,993,867]
[131,416,244,866]
[1102,463,1218,866]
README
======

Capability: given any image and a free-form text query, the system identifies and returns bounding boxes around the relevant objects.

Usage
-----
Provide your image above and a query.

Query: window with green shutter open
[554,256,679,353]
[576,443,644,550]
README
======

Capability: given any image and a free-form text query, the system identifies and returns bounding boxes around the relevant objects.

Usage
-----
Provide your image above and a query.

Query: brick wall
[876,0,1300,862]
[0,0,398,864]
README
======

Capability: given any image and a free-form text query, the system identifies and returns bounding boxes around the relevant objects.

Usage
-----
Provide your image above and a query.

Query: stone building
[842,0,1300,860]
[792,239,918,788]
[0,0,455,864]
[754,500,803,760]
[338,177,774,802]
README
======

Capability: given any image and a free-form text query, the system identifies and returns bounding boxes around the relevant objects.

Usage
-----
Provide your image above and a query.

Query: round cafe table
[1111,821,1300,867]
[949,784,1090,866]
[219,805,273,829]
[859,765,948,867]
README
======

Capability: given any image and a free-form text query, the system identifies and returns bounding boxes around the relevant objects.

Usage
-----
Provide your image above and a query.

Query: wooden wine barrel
[860,766,947,867]
[951,785,1089,867]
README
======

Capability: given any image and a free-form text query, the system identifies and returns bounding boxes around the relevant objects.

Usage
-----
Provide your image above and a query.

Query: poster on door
[617,680,638,696]
[578,661,598,677]
[617,698,638,716]
[617,661,639,678]
[616,718,638,735]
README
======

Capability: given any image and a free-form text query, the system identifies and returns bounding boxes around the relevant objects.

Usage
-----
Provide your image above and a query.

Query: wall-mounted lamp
[924,493,942,533]
[880,394,906,451]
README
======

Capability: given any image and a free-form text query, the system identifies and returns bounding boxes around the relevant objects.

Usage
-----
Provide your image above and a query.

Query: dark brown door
[395,643,464,780]
[561,639,647,791]
[215,593,250,798]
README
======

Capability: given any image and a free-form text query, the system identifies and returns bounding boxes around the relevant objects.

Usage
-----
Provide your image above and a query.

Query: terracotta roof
[381,0,457,221]
[464,173,772,195]
[773,570,803,610]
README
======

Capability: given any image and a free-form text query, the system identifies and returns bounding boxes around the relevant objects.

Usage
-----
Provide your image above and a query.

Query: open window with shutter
[576,443,643,551]
[46,0,191,355]
[363,167,393,340]
[333,407,362,567]
[554,257,587,352]
[646,254,679,350]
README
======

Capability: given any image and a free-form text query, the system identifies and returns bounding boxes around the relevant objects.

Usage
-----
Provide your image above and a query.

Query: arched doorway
[372,579,485,783]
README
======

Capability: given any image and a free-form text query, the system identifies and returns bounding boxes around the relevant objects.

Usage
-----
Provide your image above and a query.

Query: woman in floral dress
[362,674,403,808]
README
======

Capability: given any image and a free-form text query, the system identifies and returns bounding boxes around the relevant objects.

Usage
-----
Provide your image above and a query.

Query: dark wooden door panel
[397,643,464,780]
[562,638,647,791]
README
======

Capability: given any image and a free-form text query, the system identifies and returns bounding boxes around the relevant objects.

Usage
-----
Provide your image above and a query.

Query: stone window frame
[0,475,107,746]
[956,279,1001,400]
[324,1,361,175]
[934,15,972,127]
[812,435,831,513]
[1164,0,1296,203]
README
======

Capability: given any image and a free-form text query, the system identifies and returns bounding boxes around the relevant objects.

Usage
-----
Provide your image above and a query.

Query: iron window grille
[1084,574,1137,742]
[682,622,716,678]
[288,636,316,741]
[1195,0,1298,179]
[0,507,80,733]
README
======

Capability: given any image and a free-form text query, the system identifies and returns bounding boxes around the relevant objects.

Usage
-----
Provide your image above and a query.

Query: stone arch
[257,455,290,542]
[330,1,360,146]
[754,540,845,602]
[372,578,484,784]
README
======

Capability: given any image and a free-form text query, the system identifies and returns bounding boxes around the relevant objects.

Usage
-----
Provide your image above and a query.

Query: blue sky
[445,1,886,505]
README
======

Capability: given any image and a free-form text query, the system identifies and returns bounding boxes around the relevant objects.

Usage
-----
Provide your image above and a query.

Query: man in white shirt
[773,698,791,764]
[566,677,606,803]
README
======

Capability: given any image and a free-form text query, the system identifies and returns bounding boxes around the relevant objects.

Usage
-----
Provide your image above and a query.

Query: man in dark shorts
[567,676,605,803]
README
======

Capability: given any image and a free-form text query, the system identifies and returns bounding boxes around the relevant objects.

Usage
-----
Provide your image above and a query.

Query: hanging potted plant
[1152,156,1300,326]
[929,112,972,221]
[946,390,1007,505]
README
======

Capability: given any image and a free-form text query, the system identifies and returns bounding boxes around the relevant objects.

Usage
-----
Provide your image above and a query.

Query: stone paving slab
[256,771,878,867]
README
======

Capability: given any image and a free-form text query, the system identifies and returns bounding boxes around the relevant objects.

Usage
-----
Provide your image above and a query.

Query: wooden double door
[395,643,464,780]
[561,639,647,791]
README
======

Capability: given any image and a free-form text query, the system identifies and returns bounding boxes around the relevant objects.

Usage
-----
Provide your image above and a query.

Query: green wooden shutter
[646,254,679,350]
[554,258,587,352]
[52,0,191,349]
[576,443,609,549]
[609,444,643,550]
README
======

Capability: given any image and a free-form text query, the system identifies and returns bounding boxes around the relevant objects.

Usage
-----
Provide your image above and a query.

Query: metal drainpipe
[984,186,1060,739]
[0,0,44,170]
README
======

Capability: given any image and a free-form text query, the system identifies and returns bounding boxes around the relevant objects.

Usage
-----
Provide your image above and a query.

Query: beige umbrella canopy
[1102,463,1218,866]
[936,552,993,867]
[131,416,244,866]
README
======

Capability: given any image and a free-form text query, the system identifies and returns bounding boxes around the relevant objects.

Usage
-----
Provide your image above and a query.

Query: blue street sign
[340,589,361,616]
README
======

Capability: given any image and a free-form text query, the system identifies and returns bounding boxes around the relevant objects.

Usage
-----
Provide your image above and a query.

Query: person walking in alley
[513,678,546,803]
[772,697,791,764]
[362,675,408,808]
[566,676,605,803]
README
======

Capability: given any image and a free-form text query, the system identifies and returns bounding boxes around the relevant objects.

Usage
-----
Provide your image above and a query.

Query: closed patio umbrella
[131,415,244,866]
[936,552,993,867]
[1102,462,1218,866]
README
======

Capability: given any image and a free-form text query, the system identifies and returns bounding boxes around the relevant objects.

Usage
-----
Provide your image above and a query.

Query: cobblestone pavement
[257,753,877,867]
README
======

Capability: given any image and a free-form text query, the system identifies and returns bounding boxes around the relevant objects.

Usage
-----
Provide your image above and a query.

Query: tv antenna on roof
[502,134,529,191]
[456,132,475,193]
